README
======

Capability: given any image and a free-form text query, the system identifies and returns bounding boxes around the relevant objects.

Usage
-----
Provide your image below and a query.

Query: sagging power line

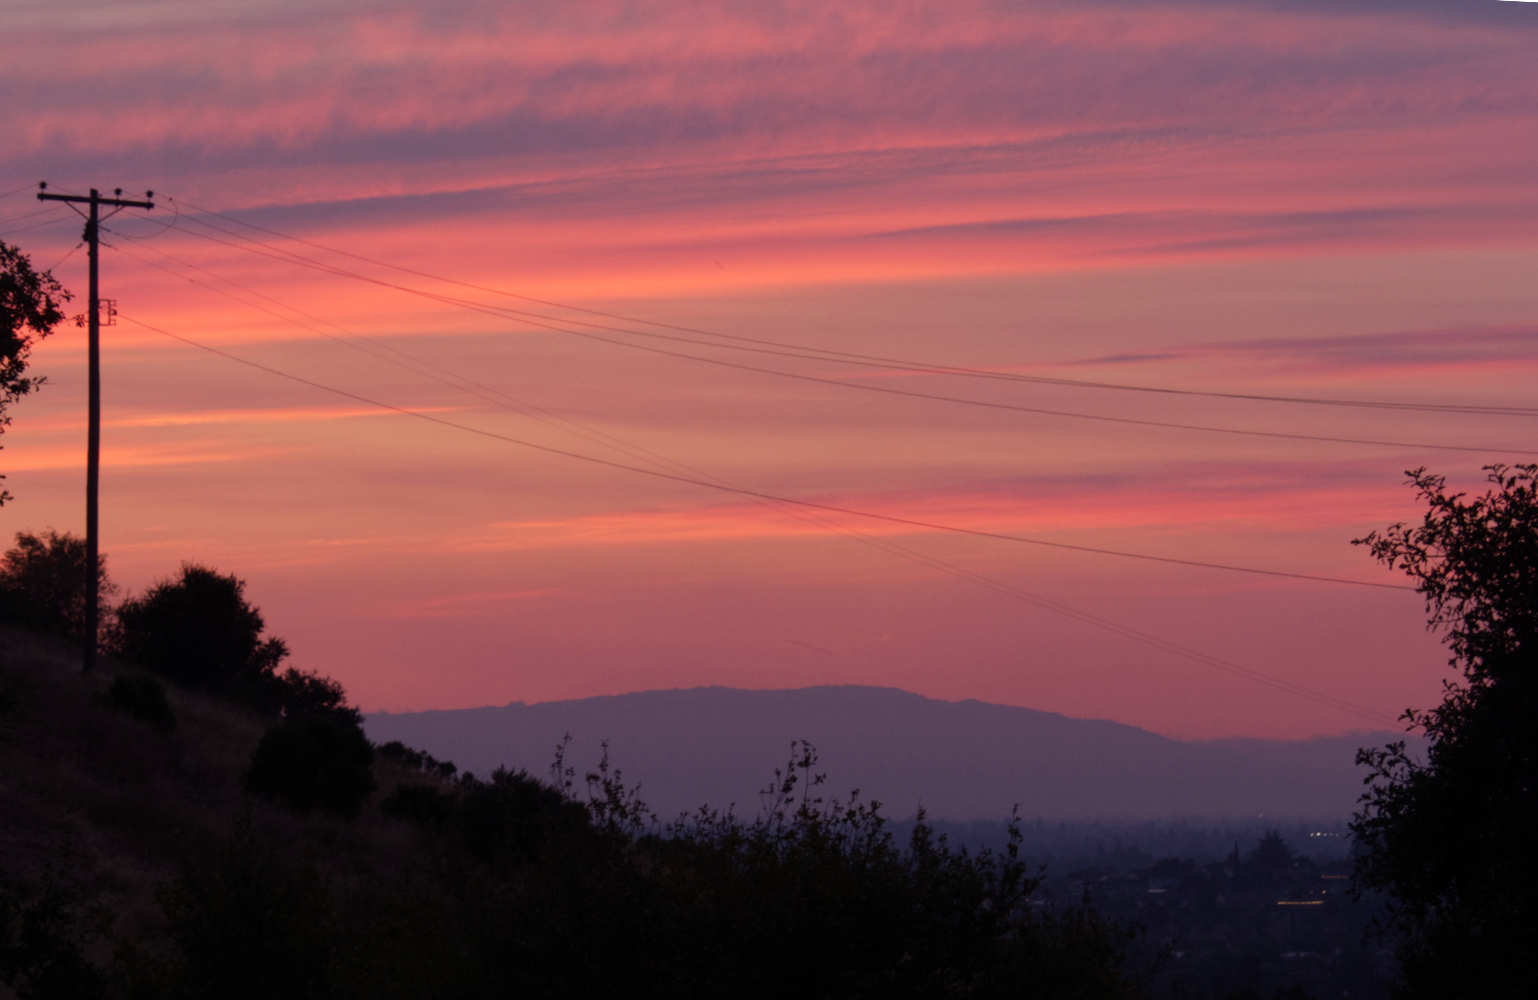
[167,197,1538,419]
[115,310,1410,594]
[102,238,1418,600]
[116,311,1402,724]
[110,221,1535,456]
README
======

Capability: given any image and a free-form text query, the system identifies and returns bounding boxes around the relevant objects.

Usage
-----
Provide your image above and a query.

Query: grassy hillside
[0,624,1144,1000]
[0,625,446,997]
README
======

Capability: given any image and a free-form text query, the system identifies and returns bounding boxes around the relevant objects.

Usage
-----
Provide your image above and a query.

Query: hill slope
[367,685,1410,820]
[0,626,428,947]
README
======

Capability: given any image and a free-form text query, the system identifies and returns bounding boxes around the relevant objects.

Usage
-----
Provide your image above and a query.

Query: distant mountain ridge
[365,685,1411,821]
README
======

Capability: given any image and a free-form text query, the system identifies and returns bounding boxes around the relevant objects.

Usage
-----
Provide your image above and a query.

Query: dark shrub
[379,744,1143,998]
[0,530,114,644]
[273,667,363,727]
[109,563,363,726]
[0,874,106,1000]
[377,740,457,778]
[90,675,175,734]
[246,717,376,819]
[454,768,590,866]
[111,563,282,692]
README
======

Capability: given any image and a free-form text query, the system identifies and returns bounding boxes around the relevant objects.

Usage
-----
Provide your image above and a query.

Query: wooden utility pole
[36,183,153,672]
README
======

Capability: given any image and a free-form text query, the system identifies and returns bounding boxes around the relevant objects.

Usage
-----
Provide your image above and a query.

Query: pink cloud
[3,0,1530,738]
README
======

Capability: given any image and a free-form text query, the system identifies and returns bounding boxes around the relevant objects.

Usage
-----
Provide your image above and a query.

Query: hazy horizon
[365,683,1419,820]
[373,681,1413,743]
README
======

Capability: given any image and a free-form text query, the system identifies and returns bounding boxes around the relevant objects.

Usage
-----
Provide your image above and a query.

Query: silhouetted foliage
[377,739,457,778]
[109,562,360,724]
[0,241,72,506]
[368,741,1144,998]
[110,563,282,691]
[1352,465,1538,997]
[275,668,363,727]
[0,872,107,1000]
[0,530,116,644]
[91,675,176,735]
[7,597,1148,998]
[246,716,377,819]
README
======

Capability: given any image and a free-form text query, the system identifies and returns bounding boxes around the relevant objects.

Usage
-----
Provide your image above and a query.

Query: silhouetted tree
[0,530,115,644]
[110,562,362,726]
[0,242,71,506]
[110,563,283,692]
[274,668,364,727]
[1352,465,1538,997]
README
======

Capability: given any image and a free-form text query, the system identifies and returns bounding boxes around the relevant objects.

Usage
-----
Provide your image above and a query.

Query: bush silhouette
[0,530,115,644]
[273,667,363,727]
[90,675,175,734]
[111,563,284,693]
[110,562,364,727]
[0,873,107,1000]
[369,742,1142,998]
[377,739,457,778]
[245,716,376,818]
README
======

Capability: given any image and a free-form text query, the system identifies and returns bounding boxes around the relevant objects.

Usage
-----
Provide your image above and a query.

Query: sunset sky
[3,0,1537,739]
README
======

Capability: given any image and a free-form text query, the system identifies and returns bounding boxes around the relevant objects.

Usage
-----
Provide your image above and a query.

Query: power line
[43,241,85,274]
[113,311,1405,725]
[0,204,71,227]
[117,311,1412,594]
[0,210,73,239]
[107,236,1417,594]
[125,222,1534,456]
[169,197,1538,419]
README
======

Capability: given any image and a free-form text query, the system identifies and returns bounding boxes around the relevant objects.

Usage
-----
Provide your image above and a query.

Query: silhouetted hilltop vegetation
[0,542,1147,999]
[12,456,1536,1000]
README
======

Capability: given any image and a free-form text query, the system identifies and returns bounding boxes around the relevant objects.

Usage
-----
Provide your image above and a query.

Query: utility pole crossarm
[35,182,154,673]
[37,191,154,210]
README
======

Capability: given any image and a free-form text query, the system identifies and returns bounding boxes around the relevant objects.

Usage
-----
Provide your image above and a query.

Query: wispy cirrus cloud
[1064,326,1538,380]
[3,0,1530,737]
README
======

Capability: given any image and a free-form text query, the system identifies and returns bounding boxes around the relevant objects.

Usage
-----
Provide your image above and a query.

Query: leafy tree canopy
[0,530,116,644]
[111,563,281,692]
[0,241,71,506]
[1352,465,1538,998]
[109,562,360,725]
